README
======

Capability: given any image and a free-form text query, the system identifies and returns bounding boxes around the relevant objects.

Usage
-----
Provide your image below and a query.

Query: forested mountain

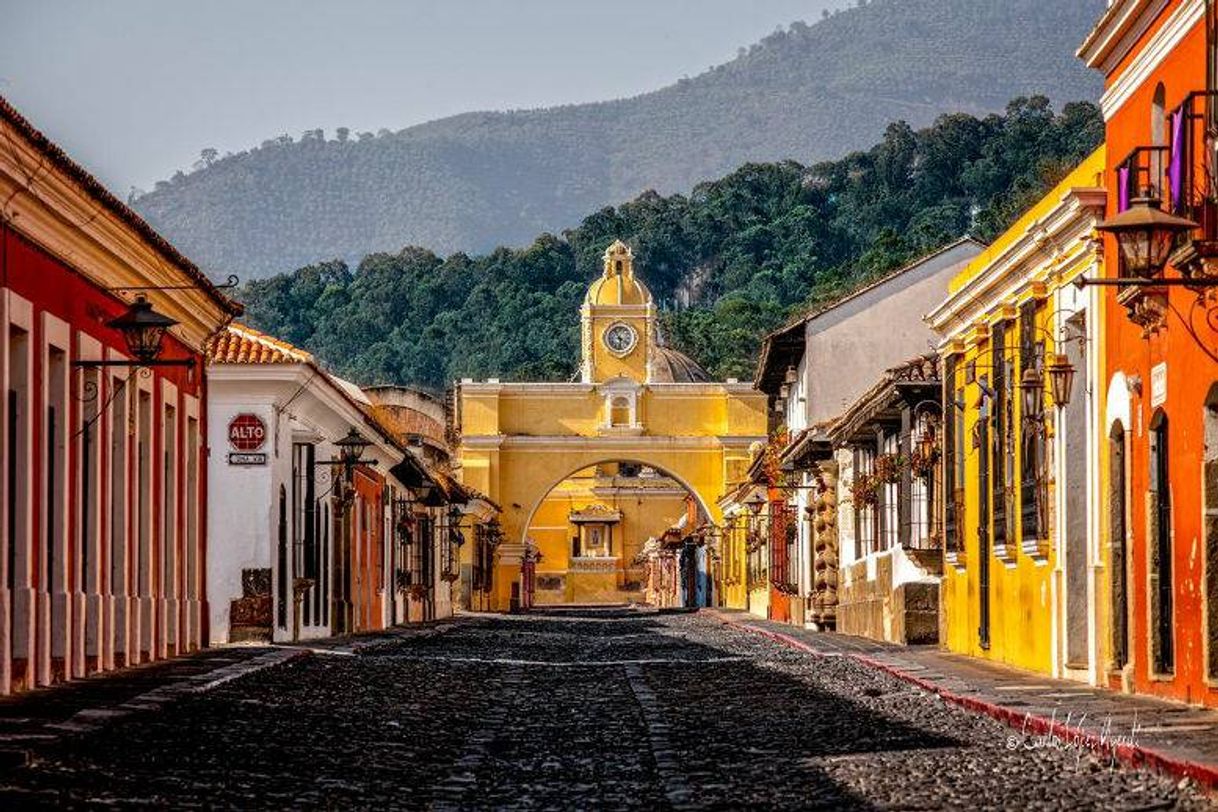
[135,0,1103,279]
[238,98,1103,389]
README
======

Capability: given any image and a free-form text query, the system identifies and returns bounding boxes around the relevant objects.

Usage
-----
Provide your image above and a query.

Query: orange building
[1079,0,1218,706]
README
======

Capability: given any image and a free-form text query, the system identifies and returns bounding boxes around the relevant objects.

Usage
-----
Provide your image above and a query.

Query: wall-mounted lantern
[75,295,195,370]
[745,492,766,516]
[1096,193,1198,279]
[1046,354,1077,409]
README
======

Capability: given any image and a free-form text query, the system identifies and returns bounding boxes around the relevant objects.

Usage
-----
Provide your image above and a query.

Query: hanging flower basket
[850,473,879,507]
[909,447,940,479]
[873,453,904,485]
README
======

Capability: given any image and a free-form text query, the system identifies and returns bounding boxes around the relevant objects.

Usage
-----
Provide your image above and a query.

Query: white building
[205,324,448,644]
[755,238,982,629]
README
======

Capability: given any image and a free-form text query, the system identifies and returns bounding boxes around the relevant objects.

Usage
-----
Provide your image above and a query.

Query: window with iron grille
[292,443,317,581]
[768,501,796,590]
[1019,302,1046,545]
[879,431,900,552]
[910,411,936,548]
[944,356,964,553]
[440,515,461,579]
[991,322,1013,551]
[854,447,877,558]
[419,514,436,591]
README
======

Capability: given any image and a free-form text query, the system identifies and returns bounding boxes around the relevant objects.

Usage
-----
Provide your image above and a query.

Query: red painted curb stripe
[708,611,1218,791]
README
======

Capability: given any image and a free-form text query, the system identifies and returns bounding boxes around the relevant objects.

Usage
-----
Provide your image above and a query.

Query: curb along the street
[707,611,1218,793]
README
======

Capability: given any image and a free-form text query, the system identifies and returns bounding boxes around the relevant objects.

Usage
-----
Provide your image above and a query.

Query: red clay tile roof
[0,94,241,316]
[206,324,313,365]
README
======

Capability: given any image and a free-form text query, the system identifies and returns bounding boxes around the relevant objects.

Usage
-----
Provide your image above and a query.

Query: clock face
[603,323,638,355]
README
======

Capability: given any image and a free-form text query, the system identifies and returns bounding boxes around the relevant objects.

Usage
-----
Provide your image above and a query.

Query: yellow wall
[938,147,1106,676]
[459,391,765,609]
[587,307,653,383]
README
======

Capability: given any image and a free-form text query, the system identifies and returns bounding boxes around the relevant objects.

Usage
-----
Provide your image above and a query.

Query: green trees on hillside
[240,98,1103,389]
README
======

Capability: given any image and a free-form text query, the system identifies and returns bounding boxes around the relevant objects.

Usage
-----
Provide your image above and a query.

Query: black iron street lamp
[333,428,373,476]
[1098,194,1199,279]
[1019,365,1044,417]
[1077,193,1202,289]
[916,423,938,462]
[1046,354,1077,409]
[745,492,766,516]
[448,505,466,547]
[74,295,195,369]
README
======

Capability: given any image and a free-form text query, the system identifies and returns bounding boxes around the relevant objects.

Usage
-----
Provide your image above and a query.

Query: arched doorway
[522,460,713,606]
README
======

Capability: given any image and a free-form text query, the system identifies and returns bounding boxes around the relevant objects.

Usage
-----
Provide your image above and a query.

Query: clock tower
[581,240,656,384]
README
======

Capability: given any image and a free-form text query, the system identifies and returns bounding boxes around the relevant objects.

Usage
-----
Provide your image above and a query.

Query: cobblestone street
[0,609,1213,810]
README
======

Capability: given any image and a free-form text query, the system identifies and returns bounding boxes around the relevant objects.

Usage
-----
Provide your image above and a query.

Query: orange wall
[1100,6,1218,706]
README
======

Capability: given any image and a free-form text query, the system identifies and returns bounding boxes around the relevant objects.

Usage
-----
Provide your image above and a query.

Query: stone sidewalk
[707,608,1218,791]
[0,617,465,769]
[0,646,302,768]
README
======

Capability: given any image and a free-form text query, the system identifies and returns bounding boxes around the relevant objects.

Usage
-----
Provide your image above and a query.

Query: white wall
[805,242,981,425]
[206,397,278,646]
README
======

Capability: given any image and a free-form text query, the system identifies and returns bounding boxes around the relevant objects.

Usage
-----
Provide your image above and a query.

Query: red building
[0,97,239,693]
[1079,0,1218,706]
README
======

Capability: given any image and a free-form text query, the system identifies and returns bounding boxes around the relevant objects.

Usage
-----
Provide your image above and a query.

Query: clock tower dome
[581,240,655,384]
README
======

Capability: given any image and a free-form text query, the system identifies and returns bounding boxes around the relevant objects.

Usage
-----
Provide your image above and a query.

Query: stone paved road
[0,608,1213,810]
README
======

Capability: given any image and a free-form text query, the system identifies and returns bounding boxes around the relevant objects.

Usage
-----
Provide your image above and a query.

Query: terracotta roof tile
[206,324,313,365]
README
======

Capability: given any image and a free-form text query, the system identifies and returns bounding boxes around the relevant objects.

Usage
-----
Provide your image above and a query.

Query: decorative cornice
[1094,0,1204,120]
[927,188,1105,337]
[1078,0,1170,70]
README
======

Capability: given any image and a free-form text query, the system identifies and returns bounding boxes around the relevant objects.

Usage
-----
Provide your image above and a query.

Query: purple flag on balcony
[1117,166,1131,213]
[1169,109,1185,214]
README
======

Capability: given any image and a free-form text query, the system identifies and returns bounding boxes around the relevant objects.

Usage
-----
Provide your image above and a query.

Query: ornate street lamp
[448,505,466,546]
[745,492,766,516]
[916,423,937,462]
[1019,365,1043,417]
[333,428,372,477]
[74,295,195,370]
[109,295,179,363]
[1095,193,1199,279]
[784,366,798,385]
[1047,354,1077,409]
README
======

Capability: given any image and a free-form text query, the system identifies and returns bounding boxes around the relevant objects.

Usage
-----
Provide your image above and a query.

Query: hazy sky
[0,1,843,195]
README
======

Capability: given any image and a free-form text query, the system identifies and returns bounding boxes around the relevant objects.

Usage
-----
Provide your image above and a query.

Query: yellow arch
[518,456,716,547]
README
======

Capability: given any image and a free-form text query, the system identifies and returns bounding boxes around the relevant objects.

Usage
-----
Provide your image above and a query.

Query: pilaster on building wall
[0,95,238,695]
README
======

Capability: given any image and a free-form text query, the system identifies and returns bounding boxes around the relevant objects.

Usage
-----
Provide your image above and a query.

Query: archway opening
[524,461,712,607]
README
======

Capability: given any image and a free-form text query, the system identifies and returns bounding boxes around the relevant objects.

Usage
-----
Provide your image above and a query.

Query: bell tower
[581,240,656,384]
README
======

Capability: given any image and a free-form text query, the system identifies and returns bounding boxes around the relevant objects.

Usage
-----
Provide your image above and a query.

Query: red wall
[2,221,207,689]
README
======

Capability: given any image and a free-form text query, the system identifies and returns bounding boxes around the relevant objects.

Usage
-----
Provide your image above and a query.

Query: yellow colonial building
[927,148,1107,680]
[456,241,768,609]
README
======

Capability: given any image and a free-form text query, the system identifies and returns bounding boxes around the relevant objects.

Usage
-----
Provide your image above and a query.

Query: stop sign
[228,413,267,451]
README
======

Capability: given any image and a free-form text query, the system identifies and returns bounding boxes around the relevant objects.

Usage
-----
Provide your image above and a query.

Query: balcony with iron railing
[1102,92,1218,333]
[1113,93,1218,273]
[1166,91,1218,272]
